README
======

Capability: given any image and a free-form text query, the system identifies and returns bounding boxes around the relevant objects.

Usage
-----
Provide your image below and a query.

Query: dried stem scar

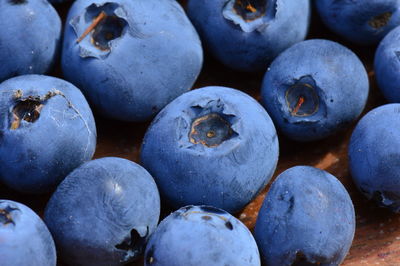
[76,11,107,43]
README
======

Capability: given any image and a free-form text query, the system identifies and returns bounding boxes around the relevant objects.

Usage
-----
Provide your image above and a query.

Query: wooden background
[1,1,400,265]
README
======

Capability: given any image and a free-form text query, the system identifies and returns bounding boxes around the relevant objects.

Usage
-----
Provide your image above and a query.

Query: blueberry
[61,0,203,121]
[254,166,355,265]
[187,0,310,72]
[140,86,279,213]
[0,75,96,194]
[261,39,369,141]
[0,200,56,266]
[44,157,161,266]
[349,104,400,212]
[144,205,260,266]
[315,0,400,45]
[0,0,61,82]
[374,25,400,102]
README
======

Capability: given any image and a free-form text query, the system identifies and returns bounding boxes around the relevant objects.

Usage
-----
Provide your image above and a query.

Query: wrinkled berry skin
[261,39,369,141]
[254,166,355,266]
[374,25,400,102]
[349,104,400,212]
[0,200,56,266]
[315,0,400,45]
[140,86,279,213]
[0,75,96,194]
[187,0,310,72]
[144,205,260,266]
[44,157,161,266]
[0,0,61,82]
[62,0,203,121]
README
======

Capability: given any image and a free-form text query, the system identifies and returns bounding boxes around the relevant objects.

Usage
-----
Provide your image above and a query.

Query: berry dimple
[0,205,19,226]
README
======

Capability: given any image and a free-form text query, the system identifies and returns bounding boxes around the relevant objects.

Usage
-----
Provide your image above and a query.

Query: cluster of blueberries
[1,0,400,265]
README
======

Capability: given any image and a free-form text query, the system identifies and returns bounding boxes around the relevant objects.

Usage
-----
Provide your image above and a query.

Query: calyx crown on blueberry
[369,12,392,29]
[0,205,19,226]
[174,205,235,231]
[285,76,321,118]
[115,226,149,255]
[73,2,129,57]
[189,113,234,147]
[187,101,239,148]
[223,0,276,33]
[9,90,61,130]
[233,0,267,21]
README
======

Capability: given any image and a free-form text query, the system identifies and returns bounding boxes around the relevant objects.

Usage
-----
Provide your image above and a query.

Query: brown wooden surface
[1,1,400,265]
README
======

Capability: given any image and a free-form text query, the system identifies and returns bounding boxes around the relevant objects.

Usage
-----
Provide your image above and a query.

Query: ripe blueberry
[140,86,279,213]
[374,25,400,103]
[254,166,355,265]
[0,0,61,81]
[144,205,261,266]
[44,157,161,266]
[0,75,96,194]
[349,104,400,212]
[187,0,310,72]
[261,39,369,141]
[61,0,203,121]
[316,0,400,45]
[0,200,56,266]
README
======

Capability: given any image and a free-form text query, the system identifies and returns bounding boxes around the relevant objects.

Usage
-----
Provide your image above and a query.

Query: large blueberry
[0,200,56,266]
[254,166,355,265]
[44,157,161,266]
[349,104,400,212]
[0,75,96,194]
[315,0,400,45]
[374,25,400,102]
[140,86,279,213]
[144,205,260,266]
[0,0,61,82]
[187,0,310,72]
[61,0,203,121]
[261,39,369,141]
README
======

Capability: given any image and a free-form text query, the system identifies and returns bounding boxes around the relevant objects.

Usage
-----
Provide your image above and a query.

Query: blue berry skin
[0,200,56,266]
[0,0,61,82]
[349,104,400,212]
[261,39,369,142]
[44,157,161,266]
[144,205,261,266]
[374,25,400,102]
[187,0,310,72]
[140,86,279,213]
[61,0,203,122]
[315,0,400,45]
[254,166,355,266]
[0,75,96,194]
